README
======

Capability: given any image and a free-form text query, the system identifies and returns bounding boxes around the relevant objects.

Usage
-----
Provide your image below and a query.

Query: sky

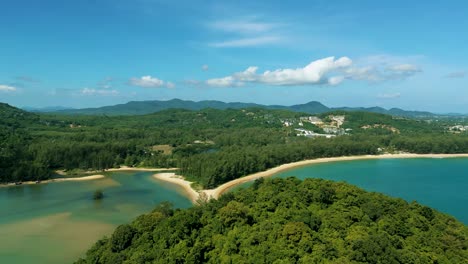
[1,0,468,113]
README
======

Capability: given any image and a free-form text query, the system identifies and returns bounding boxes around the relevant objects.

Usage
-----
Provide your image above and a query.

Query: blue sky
[1,0,468,112]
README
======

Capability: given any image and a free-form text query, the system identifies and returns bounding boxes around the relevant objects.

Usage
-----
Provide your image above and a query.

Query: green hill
[76,177,468,264]
[1,103,466,185]
[0,102,39,127]
[47,99,437,118]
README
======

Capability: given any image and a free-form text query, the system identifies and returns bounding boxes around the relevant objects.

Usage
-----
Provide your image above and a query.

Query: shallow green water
[235,158,468,224]
[2,159,468,263]
[0,171,192,264]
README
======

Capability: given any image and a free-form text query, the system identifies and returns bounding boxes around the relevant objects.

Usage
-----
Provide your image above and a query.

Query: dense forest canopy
[76,178,468,263]
[2,102,468,187]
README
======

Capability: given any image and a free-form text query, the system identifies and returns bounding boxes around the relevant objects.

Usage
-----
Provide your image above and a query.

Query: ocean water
[0,171,192,264]
[267,158,468,224]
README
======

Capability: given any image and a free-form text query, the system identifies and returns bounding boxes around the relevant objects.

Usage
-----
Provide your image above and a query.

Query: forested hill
[0,102,39,126]
[2,103,468,185]
[76,177,468,263]
[44,98,438,118]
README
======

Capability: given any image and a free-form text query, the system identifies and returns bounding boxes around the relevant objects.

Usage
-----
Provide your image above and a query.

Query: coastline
[152,173,200,203]
[105,166,178,172]
[4,154,468,196]
[0,175,105,188]
[0,167,177,188]
[152,153,468,203]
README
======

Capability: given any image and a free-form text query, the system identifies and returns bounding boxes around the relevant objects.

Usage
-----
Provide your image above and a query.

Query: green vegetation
[2,102,468,188]
[49,99,436,118]
[93,190,104,200]
[76,178,468,263]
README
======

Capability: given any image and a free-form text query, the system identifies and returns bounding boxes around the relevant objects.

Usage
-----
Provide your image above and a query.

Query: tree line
[2,103,468,186]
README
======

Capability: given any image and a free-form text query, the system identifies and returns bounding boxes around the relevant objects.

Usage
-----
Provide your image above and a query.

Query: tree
[93,189,104,200]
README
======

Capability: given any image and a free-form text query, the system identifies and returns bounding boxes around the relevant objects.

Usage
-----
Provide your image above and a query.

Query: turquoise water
[0,171,192,264]
[2,159,468,263]
[238,158,468,224]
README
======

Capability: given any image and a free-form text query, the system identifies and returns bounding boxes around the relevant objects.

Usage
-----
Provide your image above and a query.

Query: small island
[93,190,104,200]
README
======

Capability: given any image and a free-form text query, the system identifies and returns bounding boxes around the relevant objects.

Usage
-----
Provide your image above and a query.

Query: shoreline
[0,175,106,188]
[0,167,177,188]
[152,153,468,203]
[105,166,178,172]
[152,173,200,203]
[3,154,468,196]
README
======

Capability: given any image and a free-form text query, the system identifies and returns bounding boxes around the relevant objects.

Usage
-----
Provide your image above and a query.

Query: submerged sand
[1,167,178,188]
[0,212,115,263]
[0,175,106,188]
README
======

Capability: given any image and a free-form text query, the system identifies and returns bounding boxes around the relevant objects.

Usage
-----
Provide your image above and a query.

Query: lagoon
[2,158,468,263]
[0,171,192,264]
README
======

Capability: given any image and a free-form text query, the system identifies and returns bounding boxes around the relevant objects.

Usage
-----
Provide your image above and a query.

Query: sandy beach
[4,153,468,196]
[152,153,468,203]
[152,173,200,203]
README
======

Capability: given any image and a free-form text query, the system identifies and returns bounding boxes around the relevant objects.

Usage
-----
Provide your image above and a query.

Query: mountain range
[27,99,455,118]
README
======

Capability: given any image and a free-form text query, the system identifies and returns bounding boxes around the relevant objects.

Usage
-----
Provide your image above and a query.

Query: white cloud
[206,76,237,87]
[445,71,466,78]
[129,75,175,88]
[345,63,421,82]
[344,55,422,82]
[166,82,175,89]
[98,77,113,89]
[0,84,17,92]
[384,64,421,80]
[377,93,401,99]
[344,66,381,81]
[204,55,421,88]
[80,88,119,96]
[202,65,209,71]
[206,56,351,87]
[387,64,421,74]
[208,19,277,34]
[209,36,282,48]
[207,17,285,48]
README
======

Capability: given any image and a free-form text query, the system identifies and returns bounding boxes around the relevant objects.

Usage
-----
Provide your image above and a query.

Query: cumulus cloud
[80,88,119,96]
[377,93,401,99]
[129,75,175,88]
[445,71,467,78]
[202,65,209,71]
[206,56,351,87]
[0,84,17,92]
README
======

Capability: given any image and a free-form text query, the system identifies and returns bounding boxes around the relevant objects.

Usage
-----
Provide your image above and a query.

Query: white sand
[153,153,468,203]
[152,173,199,203]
